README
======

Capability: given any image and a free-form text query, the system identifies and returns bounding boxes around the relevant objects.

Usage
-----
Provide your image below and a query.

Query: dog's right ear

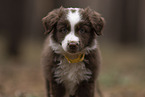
[42,6,64,34]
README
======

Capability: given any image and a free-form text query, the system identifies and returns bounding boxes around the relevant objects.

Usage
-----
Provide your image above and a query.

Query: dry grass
[0,39,145,97]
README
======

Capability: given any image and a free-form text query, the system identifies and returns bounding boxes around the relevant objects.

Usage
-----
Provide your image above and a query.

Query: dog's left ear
[84,7,105,36]
[92,16,105,36]
[42,6,64,34]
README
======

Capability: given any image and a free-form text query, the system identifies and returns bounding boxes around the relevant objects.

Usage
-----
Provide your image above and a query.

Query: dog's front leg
[52,82,66,97]
[76,81,95,97]
[45,78,65,97]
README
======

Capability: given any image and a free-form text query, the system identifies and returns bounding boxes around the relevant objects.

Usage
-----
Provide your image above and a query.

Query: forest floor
[0,39,145,97]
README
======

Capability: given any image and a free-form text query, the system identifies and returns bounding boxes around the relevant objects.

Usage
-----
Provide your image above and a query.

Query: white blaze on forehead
[61,8,81,52]
[67,8,81,30]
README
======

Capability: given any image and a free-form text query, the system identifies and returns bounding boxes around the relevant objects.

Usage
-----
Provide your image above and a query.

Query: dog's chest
[54,58,92,95]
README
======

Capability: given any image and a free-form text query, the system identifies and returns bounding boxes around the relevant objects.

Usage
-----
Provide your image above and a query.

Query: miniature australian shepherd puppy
[41,7,105,97]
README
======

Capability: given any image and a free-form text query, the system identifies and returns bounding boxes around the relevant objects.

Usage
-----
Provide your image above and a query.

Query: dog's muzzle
[67,41,79,53]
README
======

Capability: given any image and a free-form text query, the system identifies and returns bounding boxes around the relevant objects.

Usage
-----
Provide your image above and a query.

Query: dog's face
[42,7,104,54]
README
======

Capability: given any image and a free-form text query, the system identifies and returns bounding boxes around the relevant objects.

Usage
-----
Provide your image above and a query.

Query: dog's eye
[60,28,68,33]
[79,28,86,33]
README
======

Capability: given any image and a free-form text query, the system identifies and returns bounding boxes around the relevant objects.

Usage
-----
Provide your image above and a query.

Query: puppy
[41,7,105,97]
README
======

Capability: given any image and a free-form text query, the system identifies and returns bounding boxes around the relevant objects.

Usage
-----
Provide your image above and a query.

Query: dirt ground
[0,39,145,97]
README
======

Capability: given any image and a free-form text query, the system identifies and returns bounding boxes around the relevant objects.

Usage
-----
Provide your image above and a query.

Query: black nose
[68,42,79,50]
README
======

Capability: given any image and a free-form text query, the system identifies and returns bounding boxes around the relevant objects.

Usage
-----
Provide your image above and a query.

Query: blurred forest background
[0,0,145,97]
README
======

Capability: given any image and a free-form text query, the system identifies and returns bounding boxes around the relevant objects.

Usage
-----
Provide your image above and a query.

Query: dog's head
[42,7,105,54]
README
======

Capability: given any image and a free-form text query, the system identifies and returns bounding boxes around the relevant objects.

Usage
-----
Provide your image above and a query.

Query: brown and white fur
[41,7,105,97]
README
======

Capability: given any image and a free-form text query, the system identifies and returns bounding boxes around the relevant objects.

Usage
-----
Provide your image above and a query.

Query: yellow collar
[64,53,85,63]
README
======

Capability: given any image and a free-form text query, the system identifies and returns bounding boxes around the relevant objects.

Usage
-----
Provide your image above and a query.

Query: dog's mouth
[67,49,79,54]
[63,44,85,63]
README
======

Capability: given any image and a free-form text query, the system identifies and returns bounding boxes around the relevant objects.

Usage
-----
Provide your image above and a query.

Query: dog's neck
[63,53,85,63]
